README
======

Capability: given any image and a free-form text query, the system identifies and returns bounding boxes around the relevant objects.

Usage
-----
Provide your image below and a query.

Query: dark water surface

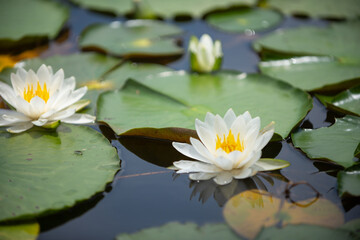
[32,1,360,239]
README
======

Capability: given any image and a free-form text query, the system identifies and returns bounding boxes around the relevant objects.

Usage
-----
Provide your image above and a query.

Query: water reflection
[188,172,289,207]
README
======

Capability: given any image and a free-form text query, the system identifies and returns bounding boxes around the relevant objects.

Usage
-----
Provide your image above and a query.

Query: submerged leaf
[223,190,344,239]
[338,164,360,197]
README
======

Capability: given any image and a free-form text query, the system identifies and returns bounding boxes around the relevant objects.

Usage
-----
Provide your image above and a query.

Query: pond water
[5,1,359,239]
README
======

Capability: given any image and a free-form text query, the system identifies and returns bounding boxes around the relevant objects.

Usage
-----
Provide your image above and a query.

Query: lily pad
[259,57,360,92]
[0,0,69,49]
[338,164,360,197]
[316,85,360,116]
[292,115,360,168]
[79,20,183,57]
[206,8,282,33]
[97,71,312,139]
[0,53,171,114]
[266,0,360,19]
[69,0,256,18]
[115,222,239,240]
[0,223,39,240]
[254,21,360,63]
[223,190,344,239]
[255,224,353,240]
[0,124,119,222]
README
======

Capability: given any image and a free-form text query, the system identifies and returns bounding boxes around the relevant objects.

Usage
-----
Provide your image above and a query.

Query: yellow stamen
[23,81,50,103]
[215,129,244,153]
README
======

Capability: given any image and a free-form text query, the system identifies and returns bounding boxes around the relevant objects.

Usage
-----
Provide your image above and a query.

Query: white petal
[36,64,51,85]
[254,158,290,171]
[173,142,212,164]
[213,156,234,171]
[232,168,253,179]
[173,160,220,173]
[7,122,33,133]
[235,151,254,168]
[11,73,26,96]
[56,87,87,111]
[223,108,236,129]
[243,151,262,169]
[242,111,252,124]
[61,76,76,92]
[61,113,95,124]
[189,138,215,163]
[47,108,76,121]
[213,172,234,185]
[189,172,217,181]
[230,115,246,137]
[195,121,216,154]
[204,112,215,127]
[32,119,48,126]
[0,109,30,123]
[29,96,46,118]
[214,114,228,137]
[227,150,244,168]
[0,81,17,107]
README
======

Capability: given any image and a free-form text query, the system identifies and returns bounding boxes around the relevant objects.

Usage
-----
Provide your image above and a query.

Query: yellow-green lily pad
[0,222,39,240]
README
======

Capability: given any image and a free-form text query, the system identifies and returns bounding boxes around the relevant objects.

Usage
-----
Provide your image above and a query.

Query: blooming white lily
[189,34,223,73]
[172,109,289,185]
[0,64,95,133]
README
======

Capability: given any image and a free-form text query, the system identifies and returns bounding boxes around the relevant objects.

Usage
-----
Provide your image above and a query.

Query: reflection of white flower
[189,34,223,73]
[172,109,289,185]
[0,65,95,133]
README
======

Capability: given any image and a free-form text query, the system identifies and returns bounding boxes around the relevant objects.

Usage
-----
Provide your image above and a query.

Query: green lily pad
[0,0,69,49]
[338,164,360,197]
[0,53,171,114]
[206,8,282,33]
[79,20,183,57]
[223,190,344,239]
[0,222,39,240]
[259,57,360,92]
[254,21,360,63]
[115,222,239,240]
[316,85,360,116]
[255,224,353,240]
[69,0,256,18]
[97,71,312,139]
[0,124,119,222]
[292,115,360,168]
[340,219,360,239]
[266,0,360,19]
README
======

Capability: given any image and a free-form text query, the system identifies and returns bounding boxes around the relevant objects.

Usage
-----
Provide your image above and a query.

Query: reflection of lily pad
[254,21,360,63]
[0,222,39,240]
[266,0,360,19]
[292,115,360,168]
[79,20,183,57]
[97,71,312,139]
[116,222,238,240]
[0,124,119,222]
[206,8,282,33]
[255,224,353,240]
[259,57,360,92]
[69,0,256,18]
[0,0,69,49]
[223,190,344,239]
[316,85,360,116]
[338,165,360,197]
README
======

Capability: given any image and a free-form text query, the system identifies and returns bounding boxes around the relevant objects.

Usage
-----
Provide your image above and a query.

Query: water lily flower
[189,34,223,73]
[0,64,95,133]
[172,109,289,185]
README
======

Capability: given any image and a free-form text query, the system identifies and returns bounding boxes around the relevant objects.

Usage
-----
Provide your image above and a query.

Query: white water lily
[189,34,223,73]
[0,64,96,133]
[172,109,289,185]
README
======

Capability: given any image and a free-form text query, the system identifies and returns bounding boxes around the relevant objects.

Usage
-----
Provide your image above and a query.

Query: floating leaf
[206,8,282,33]
[340,219,360,239]
[316,85,360,116]
[254,21,360,63]
[223,190,344,239]
[97,71,312,139]
[69,0,256,18]
[255,224,353,240]
[292,115,360,168]
[115,222,239,240]
[259,57,360,92]
[0,222,39,240]
[79,20,183,58]
[0,124,119,222]
[0,0,69,49]
[266,0,360,19]
[338,165,360,197]
[0,53,170,114]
